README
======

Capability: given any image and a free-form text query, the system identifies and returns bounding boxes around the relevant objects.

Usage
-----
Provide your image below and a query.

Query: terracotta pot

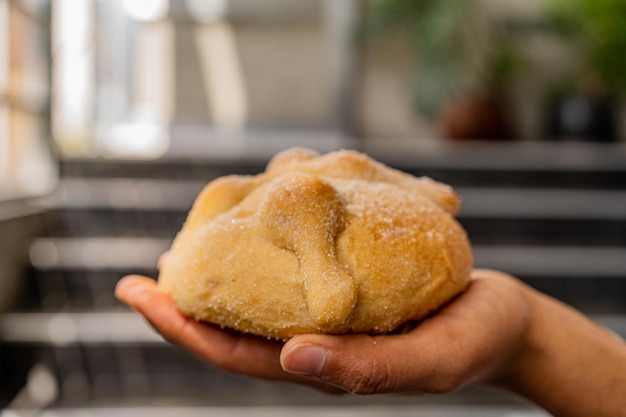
[440,94,513,140]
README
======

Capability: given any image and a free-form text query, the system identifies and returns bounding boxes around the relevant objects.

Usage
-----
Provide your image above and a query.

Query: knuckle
[341,362,396,395]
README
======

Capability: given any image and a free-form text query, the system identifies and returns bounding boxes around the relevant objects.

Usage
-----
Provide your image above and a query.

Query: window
[0,0,56,201]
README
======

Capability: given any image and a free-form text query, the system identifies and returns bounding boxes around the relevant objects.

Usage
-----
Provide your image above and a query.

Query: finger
[280,276,529,395]
[115,276,344,392]
[115,274,159,306]
[115,275,313,384]
[157,252,169,270]
[280,331,464,395]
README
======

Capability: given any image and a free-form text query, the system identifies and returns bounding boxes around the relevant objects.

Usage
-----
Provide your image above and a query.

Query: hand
[115,269,532,394]
[116,267,626,417]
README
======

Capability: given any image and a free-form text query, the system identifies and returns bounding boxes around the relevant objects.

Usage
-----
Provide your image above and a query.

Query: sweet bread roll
[158,148,473,339]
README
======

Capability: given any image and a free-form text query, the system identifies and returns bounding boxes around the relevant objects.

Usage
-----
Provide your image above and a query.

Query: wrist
[491,281,626,417]
[488,282,547,392]
[482,278,537,390]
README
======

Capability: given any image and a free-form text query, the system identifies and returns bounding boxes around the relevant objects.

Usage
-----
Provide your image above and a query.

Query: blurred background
[1,0,625,415]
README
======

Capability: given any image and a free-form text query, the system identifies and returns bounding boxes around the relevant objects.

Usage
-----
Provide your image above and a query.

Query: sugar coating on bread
[158,148,473,339]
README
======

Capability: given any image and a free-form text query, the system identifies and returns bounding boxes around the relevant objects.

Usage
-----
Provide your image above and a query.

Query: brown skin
[116,269,626,417]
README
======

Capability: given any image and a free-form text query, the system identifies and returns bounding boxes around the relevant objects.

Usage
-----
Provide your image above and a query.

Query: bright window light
[195,22,248,128]
[186,0,227,23]
[122,0,168,22]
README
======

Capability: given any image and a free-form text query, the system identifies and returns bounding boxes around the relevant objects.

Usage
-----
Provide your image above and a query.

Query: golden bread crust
[158,148,473,339]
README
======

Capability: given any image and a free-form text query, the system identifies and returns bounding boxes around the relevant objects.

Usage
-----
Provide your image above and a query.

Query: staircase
[1,141,625,416]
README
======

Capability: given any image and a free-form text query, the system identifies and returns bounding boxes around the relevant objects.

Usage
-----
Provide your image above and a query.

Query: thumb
[279,332,463,395]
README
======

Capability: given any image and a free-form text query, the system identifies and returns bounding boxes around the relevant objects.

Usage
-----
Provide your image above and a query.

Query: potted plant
[361,0,524,140]
[543,0,626,142]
